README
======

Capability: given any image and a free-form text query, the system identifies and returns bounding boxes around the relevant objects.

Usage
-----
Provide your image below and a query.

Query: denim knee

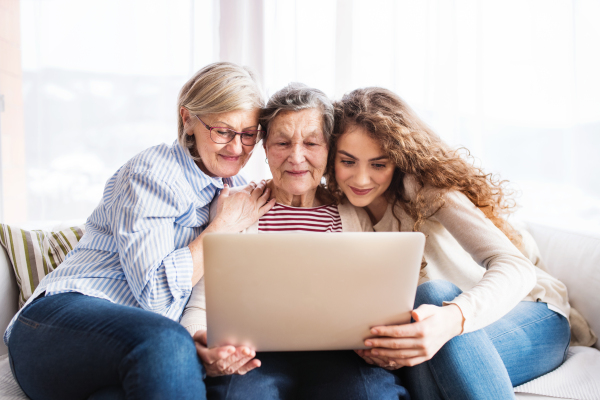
[127,320,201,372]
[415,280,462,308]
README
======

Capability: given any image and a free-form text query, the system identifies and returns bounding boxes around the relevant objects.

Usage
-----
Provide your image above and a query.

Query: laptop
[203,232,425,351]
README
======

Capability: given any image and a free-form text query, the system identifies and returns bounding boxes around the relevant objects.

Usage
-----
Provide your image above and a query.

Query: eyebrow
[338,150,389,161]
[213,121,259,131]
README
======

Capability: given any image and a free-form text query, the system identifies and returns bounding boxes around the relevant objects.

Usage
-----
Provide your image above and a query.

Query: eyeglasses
[195,115,264,146]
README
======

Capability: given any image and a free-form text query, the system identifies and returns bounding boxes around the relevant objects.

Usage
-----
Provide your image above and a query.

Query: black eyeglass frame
[195,115,264,146]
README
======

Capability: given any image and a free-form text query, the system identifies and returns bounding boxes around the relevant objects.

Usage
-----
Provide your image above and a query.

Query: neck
[270,182,320,207]
[364,195,389,225]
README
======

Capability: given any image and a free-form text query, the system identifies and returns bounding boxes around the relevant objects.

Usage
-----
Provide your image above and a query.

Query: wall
[0,0,26,223]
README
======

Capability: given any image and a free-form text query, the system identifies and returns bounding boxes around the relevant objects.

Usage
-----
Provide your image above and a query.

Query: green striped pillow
[0,224,85,308]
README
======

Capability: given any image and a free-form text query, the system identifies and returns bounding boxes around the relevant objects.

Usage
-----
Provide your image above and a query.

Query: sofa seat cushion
[1,347,599,399]
[514,346,600,399]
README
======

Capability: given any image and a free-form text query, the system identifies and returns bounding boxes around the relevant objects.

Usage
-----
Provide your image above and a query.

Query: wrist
[444,304,465,337]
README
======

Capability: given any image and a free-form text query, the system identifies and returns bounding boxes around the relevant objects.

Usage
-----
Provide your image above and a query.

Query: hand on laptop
[356,304,465,369]
[193,330,261,376]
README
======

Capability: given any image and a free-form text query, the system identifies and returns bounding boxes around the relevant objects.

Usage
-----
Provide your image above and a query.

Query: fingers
[213,346,254,370]
[371,323,422,338]
[236,358,261,375]
[250,180,268,201]
[367,347,424,360]
[258,198,276,217]
[365,337,422,350]
[221,350,258,375]
[220,183,230,198]
[196,343,236,365]
[412,304,438,322]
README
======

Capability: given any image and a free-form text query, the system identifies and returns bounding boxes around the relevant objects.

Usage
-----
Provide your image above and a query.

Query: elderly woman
[180,83,409,400]
[6,62,274,400]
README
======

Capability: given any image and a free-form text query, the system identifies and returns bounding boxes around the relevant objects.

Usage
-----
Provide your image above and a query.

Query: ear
[180,107,192,135]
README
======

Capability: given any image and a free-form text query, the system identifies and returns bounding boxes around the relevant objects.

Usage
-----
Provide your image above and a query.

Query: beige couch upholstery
[0,222,598,399]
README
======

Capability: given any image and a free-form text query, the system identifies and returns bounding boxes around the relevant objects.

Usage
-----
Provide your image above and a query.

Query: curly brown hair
[325,87,520,246]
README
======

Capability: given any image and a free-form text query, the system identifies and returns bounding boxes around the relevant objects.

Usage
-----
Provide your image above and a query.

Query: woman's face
[265,108,328,197]
[334,124,395,208]
[183,108,261,178]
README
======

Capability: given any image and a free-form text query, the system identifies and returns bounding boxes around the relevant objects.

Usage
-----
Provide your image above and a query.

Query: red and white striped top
[258,203,342,233]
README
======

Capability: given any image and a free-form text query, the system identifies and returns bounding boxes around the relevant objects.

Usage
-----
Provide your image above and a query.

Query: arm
[112,170,193,316]
[188,180,275,286]
[429,189,536,333]
[358,185,536,368]
[182,181,274,375]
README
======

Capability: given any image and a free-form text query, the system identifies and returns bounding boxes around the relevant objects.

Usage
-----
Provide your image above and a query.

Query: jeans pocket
[16,315,40,330]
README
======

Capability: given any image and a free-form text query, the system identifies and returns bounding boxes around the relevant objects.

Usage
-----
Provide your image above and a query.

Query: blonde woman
[325,87,571,400]
[6,62,274,400]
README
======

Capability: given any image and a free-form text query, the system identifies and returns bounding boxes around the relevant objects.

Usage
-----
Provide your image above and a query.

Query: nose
[226,134,244,154]
[288,143,305,164]
[355,165,371,186]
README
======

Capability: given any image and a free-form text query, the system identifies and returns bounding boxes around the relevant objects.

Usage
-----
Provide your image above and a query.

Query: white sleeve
[179,278,207,336]
[431,190,537,333]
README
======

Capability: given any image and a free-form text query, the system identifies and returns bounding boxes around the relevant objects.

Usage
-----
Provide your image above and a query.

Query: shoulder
[338,199,373,232]
[104,144,184,210]
[126,143,182,182]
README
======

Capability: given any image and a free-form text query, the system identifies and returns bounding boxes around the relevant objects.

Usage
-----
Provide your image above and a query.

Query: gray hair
[177,62,265,156]
[259,83,334,144]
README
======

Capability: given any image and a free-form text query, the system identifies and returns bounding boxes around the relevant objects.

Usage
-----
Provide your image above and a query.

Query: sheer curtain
[18,0,600,232]
[260,0,600,233]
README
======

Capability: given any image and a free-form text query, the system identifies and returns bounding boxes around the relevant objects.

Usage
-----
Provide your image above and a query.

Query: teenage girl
[325,87,571,400]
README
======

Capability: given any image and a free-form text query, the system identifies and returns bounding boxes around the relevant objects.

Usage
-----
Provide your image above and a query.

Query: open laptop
[203,232,425,351]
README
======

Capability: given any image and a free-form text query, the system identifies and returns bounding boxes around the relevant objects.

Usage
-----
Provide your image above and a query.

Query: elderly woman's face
[265,109,328,197]
[185,108,260,178]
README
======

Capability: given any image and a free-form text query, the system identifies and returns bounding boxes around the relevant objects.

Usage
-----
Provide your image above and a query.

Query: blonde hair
[177,62,265,156]
[326,87,520,246]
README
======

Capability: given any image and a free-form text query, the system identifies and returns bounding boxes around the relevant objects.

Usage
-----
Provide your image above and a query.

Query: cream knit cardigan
[372,175,570,334]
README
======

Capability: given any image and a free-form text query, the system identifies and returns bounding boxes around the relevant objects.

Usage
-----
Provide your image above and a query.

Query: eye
[306,142,318,147]
[340,160,355,166]
[216,129,233,136]
[372,163,387,170]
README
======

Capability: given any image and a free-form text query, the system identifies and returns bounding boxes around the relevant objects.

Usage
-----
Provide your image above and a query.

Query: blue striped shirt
[4,140,246,344]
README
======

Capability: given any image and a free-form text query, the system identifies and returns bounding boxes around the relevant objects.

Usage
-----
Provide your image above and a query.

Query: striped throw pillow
[0,224,85,308]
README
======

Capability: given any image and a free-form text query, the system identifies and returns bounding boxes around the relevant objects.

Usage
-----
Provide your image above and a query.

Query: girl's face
[334,125,395,209]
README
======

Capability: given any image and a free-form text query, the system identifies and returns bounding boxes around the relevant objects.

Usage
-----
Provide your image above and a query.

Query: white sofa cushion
[526,222,600,350]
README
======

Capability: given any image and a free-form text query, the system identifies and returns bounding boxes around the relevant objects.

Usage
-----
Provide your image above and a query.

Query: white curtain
[19,0,600,232]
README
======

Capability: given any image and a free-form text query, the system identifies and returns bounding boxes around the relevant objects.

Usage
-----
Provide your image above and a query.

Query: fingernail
[227,347,235,354]
[372,350,379,355]
[371,328,379,334]
[365,341,372,346]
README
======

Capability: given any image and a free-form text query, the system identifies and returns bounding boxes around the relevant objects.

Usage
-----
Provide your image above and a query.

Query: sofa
[0,221,599,399]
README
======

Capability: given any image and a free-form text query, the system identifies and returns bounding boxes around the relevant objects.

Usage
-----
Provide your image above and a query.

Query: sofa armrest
[0,246,19,355]
[526,222,600,350]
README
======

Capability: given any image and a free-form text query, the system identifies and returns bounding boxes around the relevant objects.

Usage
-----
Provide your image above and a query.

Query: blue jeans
[8,292,206,400]
[206,350,410,400]
[399,280,571,400]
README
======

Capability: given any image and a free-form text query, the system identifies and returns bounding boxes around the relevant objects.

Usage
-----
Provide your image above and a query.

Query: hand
[360,304,464,368]
[193,330,261,377]
[211,180,276,233]
[354,349,396,369]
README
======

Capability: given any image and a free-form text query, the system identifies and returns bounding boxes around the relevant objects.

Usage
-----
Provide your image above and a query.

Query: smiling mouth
[285,170,308,177]
[219,154,241,162]
[350,186,373,195]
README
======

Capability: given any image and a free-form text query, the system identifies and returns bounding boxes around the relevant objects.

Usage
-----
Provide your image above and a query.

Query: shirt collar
[172,140,225,192]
